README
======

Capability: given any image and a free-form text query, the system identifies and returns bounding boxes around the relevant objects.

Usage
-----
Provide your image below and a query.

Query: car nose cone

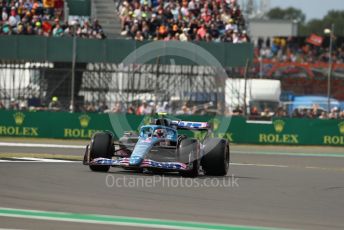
[129,156,143,166]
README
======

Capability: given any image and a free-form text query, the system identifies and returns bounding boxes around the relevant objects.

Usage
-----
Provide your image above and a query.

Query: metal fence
[1,61,343,119]
[0,62,233,114]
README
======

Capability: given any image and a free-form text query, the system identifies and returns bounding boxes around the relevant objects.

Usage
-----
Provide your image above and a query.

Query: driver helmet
[154,129,165,138]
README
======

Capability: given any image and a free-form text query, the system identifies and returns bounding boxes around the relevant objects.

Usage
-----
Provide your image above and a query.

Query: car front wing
[89,157,188,171]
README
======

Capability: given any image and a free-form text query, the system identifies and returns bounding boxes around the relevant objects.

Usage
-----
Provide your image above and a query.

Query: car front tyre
[89,132,113,172]
[201,138,229,176]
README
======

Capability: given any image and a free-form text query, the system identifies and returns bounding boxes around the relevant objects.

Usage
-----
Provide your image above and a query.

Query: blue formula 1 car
[83,116,230,177]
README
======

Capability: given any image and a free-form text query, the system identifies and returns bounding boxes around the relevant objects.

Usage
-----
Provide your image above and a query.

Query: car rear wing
[171,120,210,131]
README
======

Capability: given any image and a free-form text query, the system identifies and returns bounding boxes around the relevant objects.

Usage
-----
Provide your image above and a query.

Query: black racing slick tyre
[89,132,113,172]
[201,138,229,176]
[178,139,199,178]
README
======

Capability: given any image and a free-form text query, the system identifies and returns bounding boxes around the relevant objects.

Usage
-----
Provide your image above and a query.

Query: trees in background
[266,7,344,36]
[266,7,306,24]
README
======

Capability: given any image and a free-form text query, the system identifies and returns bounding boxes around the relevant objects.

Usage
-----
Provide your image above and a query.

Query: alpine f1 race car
[83,115,230,177]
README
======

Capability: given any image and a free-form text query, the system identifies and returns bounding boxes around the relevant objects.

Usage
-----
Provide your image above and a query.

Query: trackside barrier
[0,36,253,66]
[0,110,343,146]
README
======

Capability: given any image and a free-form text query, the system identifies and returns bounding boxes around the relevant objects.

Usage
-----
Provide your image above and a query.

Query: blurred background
[0,0,343,120]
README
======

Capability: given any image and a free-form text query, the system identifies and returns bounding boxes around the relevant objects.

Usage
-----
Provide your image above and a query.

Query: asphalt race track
[0,139,344,230]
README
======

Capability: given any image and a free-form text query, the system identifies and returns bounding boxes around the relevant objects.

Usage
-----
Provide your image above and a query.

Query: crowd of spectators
[1,98,344,120]
[247,104,344,120]
[118,0,249,43]
[0,0,105,39]
[256,36,344,64]
[290,105,344,120]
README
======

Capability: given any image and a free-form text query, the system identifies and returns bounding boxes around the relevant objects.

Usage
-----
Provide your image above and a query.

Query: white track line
[0,142,84,149]
[231,163,289,168]
[0,161,39,163]
[0,158,79,163]
[0,229,26,230]
[16,158,78,163]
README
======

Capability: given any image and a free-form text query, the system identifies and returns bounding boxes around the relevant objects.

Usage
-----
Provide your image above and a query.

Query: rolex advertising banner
[0,110,144,140]
[0,110,343,146]
[0,111,48,138]
[0,110,116,139]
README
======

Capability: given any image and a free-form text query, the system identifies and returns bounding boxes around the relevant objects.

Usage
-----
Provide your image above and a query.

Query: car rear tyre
[89,132,113,172]
[178,139,199,178]
[201,138,229,176]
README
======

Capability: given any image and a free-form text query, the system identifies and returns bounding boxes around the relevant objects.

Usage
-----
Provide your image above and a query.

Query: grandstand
[0,0,343,119]
[118,0,249,42]
[0,0,105,38]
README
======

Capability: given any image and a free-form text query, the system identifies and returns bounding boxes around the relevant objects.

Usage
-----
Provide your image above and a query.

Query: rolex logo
[339,122,344,135]
[273,120,285,133]
[13,112,25,126]
[210,118,220,131]
[143,116,152,125]
[79,115,91,128]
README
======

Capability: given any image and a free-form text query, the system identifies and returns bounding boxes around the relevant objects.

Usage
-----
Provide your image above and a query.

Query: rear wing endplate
[171,120,210,131]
